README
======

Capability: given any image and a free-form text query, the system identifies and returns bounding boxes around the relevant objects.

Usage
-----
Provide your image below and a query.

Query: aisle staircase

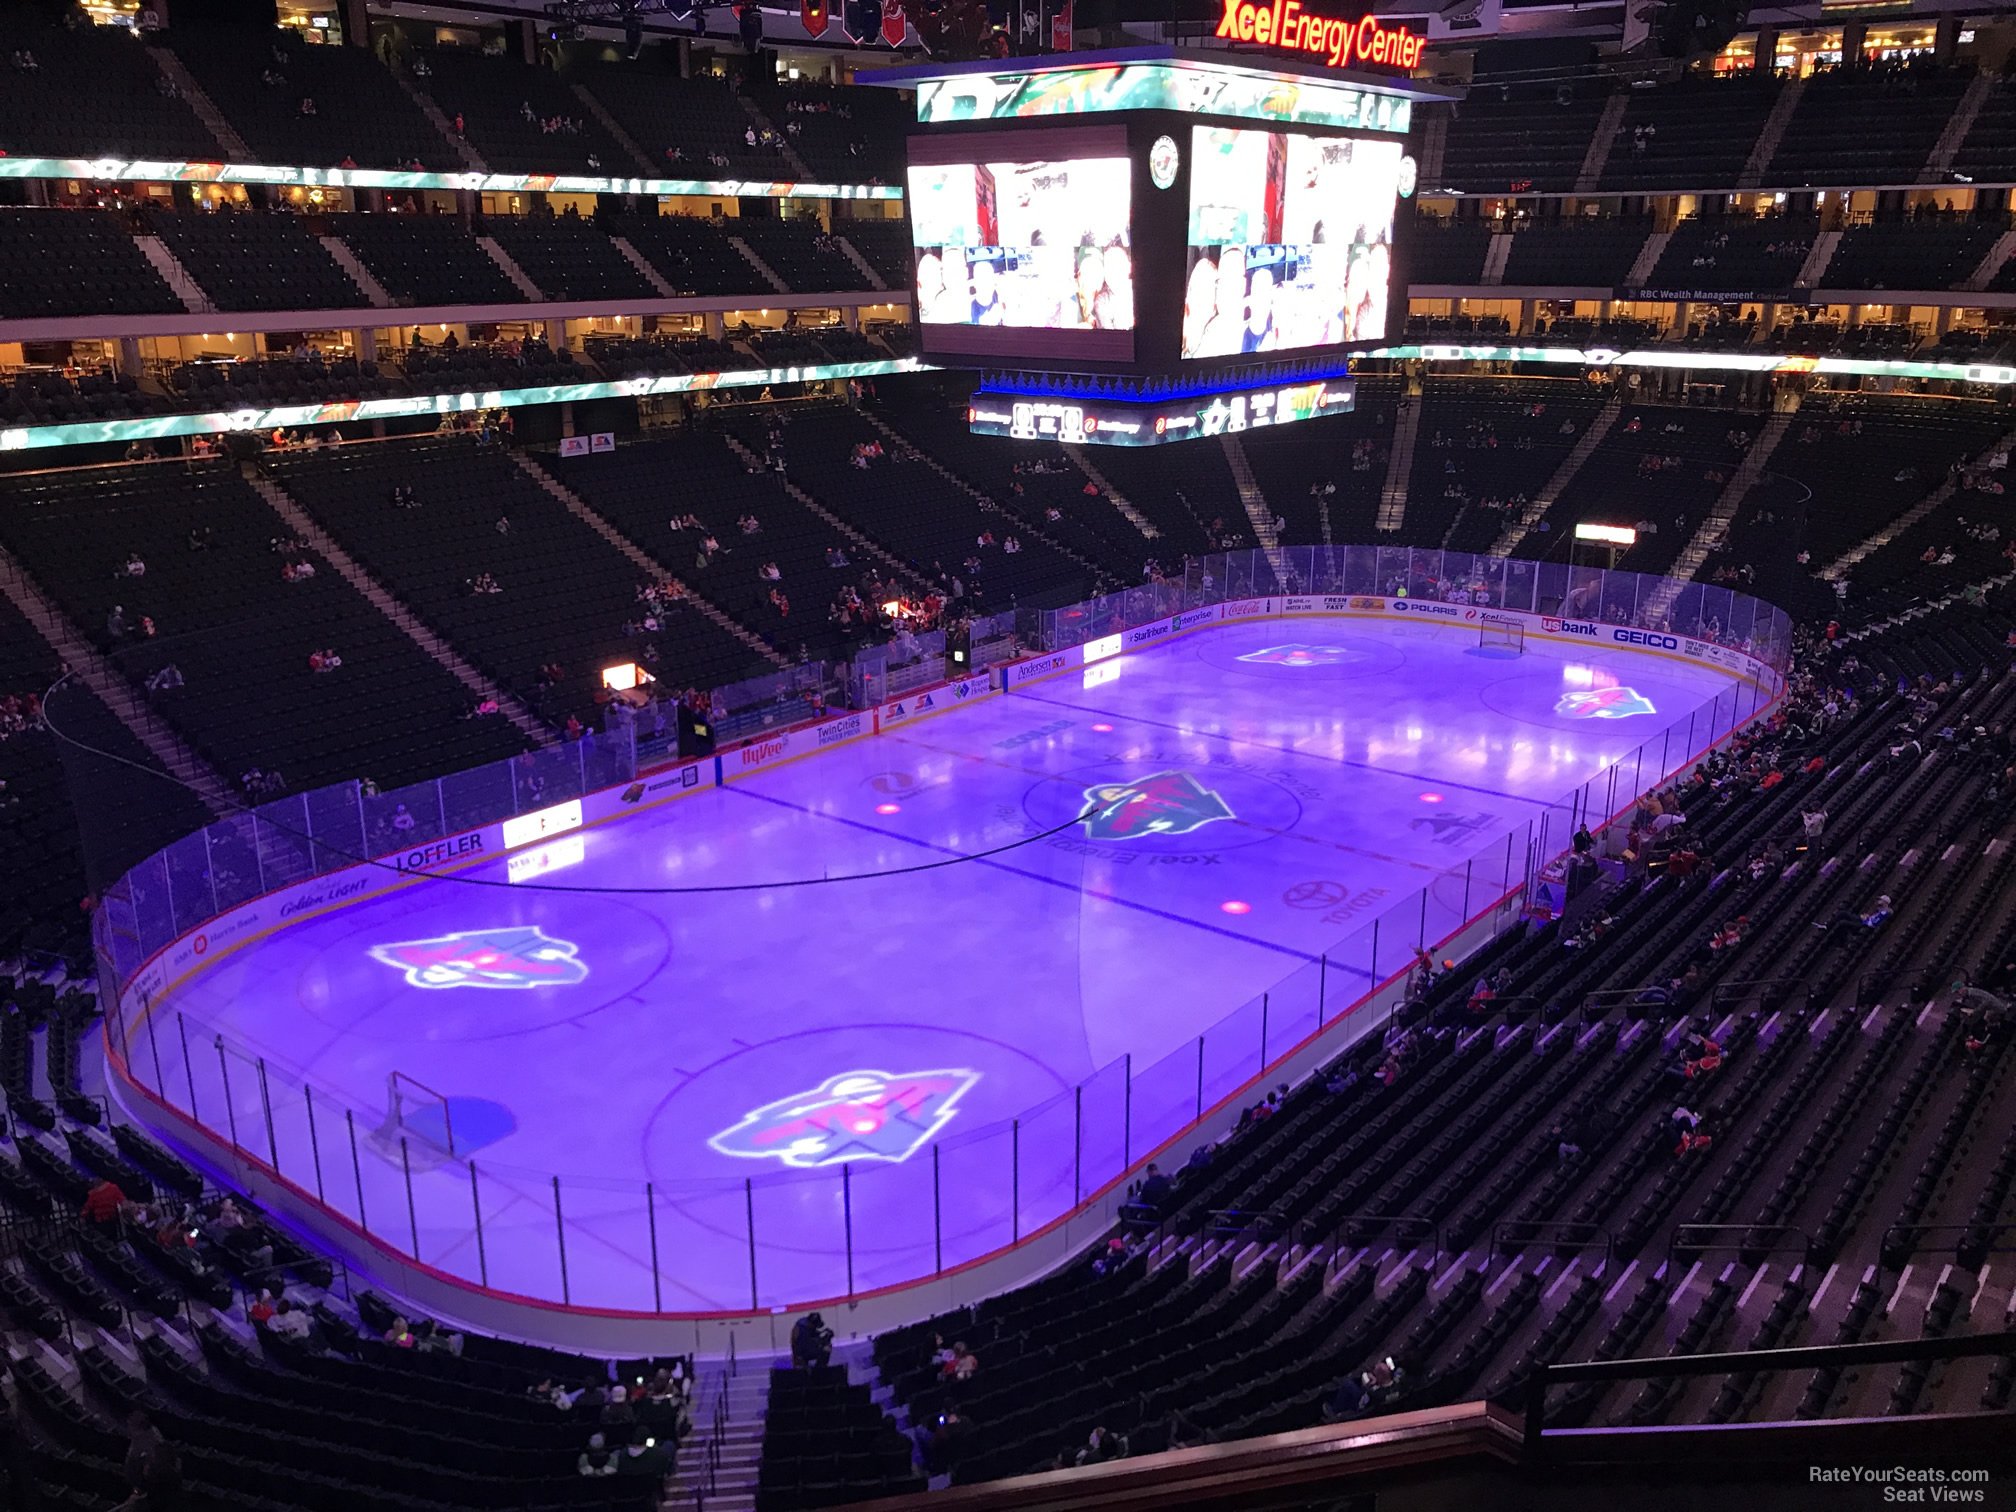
[135,238,212,315]
[1224,434,1292,583]
[720,431,927,590]
[1643,410,1795,621]
[1490,390,1625,556]
[507,452,786,667]
[1573,91,1630,193]
[147,49,251,161]
[246,476,560,747]
[613,236,680,298]
[1738,77,1805,190]
[1418,108,1448,186]
[1822,425,2016,581]
[1795,229,1843,291]
[1921,71,1997,183]
[0,546,232,816]
[478,237,544,301]
[572,81,657,176]
[394,70,489,173]
[861,413,1097,577]
[320,237,393,308]
[1480,233,1513,286]
[1375,395,1421,533]
[1064,446,1158,539]
[674,1352,777,1512]
[729,236,791,296]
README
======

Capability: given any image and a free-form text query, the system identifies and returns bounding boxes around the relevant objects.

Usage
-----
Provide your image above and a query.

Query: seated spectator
[617,1437,669,1478]
[1077,1425,1128,1466]
[266,1299,313,1342]
[578,1433,617,1477]
[1133,1161,1173,1213]
[944,1341,979,1384]
[383,1314,417,1348]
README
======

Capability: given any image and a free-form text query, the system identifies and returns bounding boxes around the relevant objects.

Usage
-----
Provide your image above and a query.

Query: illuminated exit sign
[1215,0,1425,71]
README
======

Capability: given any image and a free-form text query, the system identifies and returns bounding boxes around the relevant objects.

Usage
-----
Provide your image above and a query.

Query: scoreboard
[868,47,1440,374]
[861,42,1454,443]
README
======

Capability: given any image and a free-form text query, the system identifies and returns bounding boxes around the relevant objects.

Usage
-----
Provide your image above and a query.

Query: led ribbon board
[911,59,1414,134]
[968,377,1355,446]
[0,358,927,454]
[0,157,902,201]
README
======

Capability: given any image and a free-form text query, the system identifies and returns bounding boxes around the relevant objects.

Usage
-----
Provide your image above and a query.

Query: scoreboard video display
[907,125,1137,362]
[1182,126,1403,360]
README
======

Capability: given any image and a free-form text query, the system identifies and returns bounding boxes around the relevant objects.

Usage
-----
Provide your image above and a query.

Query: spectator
[82,1177,128,1226]
[790,1311,833,1370]
[1077,1426,1128,1466]
[617,1437,669,1479]
[577,1433,617,1477]
[266,1299,313,1342]
[114,1412,179,1512]
[1133,1161,1173,1213]
[384,1315,417,1348]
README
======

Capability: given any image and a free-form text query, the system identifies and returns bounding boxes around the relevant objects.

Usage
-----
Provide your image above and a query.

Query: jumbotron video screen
[904,115,1408,372]
[1182,126,1402,359]
[907,125,1137,362]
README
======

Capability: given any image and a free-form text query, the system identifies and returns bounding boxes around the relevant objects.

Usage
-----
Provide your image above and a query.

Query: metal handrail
[1324,1214,1443,1271]
[1881,1219,2016,1262]
[1523,1330,2016,1455]
[1492,1219,1613,1269]
[1668,1221,1811,1265]
[1708,977,1815,1013]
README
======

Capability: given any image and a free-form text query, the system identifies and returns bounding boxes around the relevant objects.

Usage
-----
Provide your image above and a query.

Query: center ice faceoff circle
[1022,757,1307,852]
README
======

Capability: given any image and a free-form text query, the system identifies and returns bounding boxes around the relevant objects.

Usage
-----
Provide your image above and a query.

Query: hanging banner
[1050,0,1073,51]
[843,0,882,43]
[882,0,908,46]
[802,0,831,37]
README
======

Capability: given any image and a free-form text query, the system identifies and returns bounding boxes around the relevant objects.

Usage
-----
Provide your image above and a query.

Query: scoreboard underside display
[968,377,1357,447]
[861,45,1452,443]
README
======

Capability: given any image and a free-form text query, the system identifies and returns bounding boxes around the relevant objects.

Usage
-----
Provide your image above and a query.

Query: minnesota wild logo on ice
[1078,771,1236,840]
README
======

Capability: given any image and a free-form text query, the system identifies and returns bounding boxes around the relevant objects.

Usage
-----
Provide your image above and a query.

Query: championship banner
[802,0,831,37]
[843,0,882,43]
[1050,0,1072,51]
[881,0,907,46]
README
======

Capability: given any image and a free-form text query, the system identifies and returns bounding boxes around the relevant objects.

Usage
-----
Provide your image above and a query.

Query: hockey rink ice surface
[142,616,1757,1312]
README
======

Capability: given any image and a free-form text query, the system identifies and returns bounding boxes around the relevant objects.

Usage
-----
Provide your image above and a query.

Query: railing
[1667,1221,1811,1265]
[695,1381,729,1512]
[1523,1331,2016,1454]
[87,552,1793,1317]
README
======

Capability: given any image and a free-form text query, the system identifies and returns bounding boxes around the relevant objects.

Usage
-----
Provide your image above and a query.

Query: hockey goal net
[380,1071,456,1157]
[1479,620,1525,655]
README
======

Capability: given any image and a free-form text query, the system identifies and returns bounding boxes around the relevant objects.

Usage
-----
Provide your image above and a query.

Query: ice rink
[139,614,1756,1311]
